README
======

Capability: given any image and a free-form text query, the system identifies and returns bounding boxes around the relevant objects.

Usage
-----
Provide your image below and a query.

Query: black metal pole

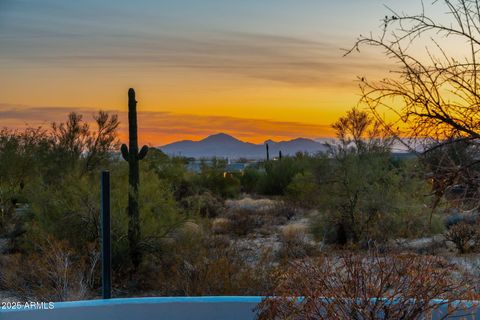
[101,171,112,299]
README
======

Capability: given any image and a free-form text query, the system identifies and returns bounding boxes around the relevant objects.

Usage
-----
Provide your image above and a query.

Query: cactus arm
[138,145,149,160]
[121,144,129,161]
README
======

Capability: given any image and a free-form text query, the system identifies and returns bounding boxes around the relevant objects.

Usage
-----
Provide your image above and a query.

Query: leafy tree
[286,171,320,208]
[330,107,393,155]
[143,148,195,200]
[311,108,437,244]
[240,166,262,194]
[194,165,241,199]
[51,111,119,175]
[0,128,51,247]
[258,157,307,196]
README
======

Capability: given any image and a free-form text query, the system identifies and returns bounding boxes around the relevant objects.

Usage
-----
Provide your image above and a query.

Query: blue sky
[1,0,422,54]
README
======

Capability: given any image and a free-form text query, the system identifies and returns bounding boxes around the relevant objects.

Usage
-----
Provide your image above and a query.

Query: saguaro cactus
[266,143,270,161]
[121,88,148,269]
[279,150,282,160]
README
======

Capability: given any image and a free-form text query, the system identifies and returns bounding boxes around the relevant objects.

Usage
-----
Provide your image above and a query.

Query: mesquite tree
[348,0,480,210]
[121,88,149,269]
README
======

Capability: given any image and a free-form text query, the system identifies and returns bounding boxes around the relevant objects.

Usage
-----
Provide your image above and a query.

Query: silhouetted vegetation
[121,88,149,270]
[0,106,461,302]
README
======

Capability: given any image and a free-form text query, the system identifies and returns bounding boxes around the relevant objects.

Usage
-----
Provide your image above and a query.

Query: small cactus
[121,88,148,269]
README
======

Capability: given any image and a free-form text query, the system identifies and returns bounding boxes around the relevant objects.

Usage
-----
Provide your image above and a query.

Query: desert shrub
[25,171,101,251]
[272,201,297,221]
[192,164,241,199]
[240,166,262,193]
[227,208,265,236]
[144,228,277,296]
[0,112,198,296]
[225,197,276,212]
[0,129,54,250]
[223,198,293,236]
[144,149,187,182]
[311,153,440,245]
[225,197,295,222]
[257,157,307,195]
[142,149,201,200]
[180,191,224,218]
[0,236,99,301]
[278,223,316,259]
[21,159,187,274]
[308,108,441,245]
[109,163,189,272]
[286,171,320,208]
[445,222,480,254]
[211,218,232,235]
[257,251,477,320]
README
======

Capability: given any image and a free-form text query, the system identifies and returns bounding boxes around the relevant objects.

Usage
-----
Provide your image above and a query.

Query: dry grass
[211,218,232,235]
[0,237,99,302]
[225,197,277,212]
[279,223,316,259]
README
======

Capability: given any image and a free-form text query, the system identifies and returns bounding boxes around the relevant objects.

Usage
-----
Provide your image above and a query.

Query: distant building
[223,163,249,177]
[186,158,261,177]
[186,159,217,173]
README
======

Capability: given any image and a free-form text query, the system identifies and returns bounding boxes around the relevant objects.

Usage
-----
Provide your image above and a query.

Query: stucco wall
[0,296,479,320]
[0,297,260,320]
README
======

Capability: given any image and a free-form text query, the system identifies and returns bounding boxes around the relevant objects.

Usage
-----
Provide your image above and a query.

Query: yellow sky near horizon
[1,45,383,145]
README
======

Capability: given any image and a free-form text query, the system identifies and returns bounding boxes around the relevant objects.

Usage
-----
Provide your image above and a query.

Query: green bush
[310,152,441,244]
[194,167,241,199]
[240,167,261,194]
[286,171,320,208]
[180,192,225,218]
[257,157,307,195]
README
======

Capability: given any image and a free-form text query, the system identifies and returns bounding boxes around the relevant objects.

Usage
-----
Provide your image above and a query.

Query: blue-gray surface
[0,296,478,320]
[0,297,260,320]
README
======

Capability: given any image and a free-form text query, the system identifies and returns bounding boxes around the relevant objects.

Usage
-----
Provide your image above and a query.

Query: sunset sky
[0,0,428,145]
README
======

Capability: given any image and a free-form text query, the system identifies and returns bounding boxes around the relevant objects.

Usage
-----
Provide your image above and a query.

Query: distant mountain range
[159,133,328,159]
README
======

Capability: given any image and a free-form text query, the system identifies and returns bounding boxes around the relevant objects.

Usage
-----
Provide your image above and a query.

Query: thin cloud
[2,28,387,87]
[0,104,334,145]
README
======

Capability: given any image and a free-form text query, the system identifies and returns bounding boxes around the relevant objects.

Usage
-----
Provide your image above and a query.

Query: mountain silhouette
[159,133,327,159]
